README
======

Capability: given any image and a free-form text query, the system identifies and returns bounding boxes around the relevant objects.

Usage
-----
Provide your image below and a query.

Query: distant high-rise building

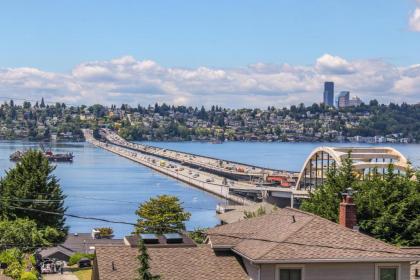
[337,91,350,108]
[349,96,362,107]
[323,82,334,106]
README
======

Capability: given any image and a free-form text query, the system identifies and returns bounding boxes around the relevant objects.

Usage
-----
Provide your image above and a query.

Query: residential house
[92,233,248,280]
[206,203,418,280]
[92,197,419,280]
[40,231,123,262]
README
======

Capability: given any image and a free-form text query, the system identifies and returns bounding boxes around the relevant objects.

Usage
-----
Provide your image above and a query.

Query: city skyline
[0,1,419,108]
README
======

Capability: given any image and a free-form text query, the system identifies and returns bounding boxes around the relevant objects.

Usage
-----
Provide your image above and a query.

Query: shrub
[68,253,95,266]
[4,261,22,279]
[0,248,23,265]
[188,228,207,244]
[95,227,113,238]
[20,271,37,280]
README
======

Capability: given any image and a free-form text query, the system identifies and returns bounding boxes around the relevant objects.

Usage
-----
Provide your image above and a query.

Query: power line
[7,204,137,226]
[4,203,418,257]
[4,194,217,211]
[207,232,420,257]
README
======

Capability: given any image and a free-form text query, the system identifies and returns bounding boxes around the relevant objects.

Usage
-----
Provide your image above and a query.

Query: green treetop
[0,150,67,242]
[301,155,420,246]
[135,195,191,234]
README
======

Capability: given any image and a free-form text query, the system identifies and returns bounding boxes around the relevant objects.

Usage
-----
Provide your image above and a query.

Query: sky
[0,0,419,108]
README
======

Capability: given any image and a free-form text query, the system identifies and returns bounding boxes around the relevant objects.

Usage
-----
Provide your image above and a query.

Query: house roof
[40,245,75,258]
[207,207,420,263]
[217,202,277,224]
[94,245,248,280]
[0,274,13,280]
[123,234,196,248]
[63,233,123,253]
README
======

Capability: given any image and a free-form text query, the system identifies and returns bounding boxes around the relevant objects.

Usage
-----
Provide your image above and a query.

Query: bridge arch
[296,146,409,190]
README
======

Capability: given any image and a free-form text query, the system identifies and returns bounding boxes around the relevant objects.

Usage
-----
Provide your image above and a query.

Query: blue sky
[0,0,419,107]
[0,0,418,71]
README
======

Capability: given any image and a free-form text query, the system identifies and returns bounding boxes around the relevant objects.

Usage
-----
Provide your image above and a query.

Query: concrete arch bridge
[296,147,409,191]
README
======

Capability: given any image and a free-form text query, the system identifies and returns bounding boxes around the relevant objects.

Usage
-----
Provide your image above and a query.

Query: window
[279,269,302,280]
[375,264,400,280]
[379,268,397,280]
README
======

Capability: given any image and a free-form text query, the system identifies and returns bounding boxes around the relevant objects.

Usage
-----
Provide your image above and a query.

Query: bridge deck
[83,129,307,206]
[101,129,299,182]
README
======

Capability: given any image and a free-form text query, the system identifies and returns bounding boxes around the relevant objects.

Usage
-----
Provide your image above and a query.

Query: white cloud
[409,4,420,31]
[315,54,355,74]
[0,54,419,108]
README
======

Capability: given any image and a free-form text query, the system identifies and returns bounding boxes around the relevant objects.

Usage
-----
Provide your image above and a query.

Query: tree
[135,195,191,234]
[301,156,420,246]
[0,218,59,252]
[354,166,420,246]
[137,237,160,280]
[0,150,67,242]
[301,152,355,222]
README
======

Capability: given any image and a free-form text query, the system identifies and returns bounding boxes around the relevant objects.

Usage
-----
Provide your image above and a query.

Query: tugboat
[10,148,74,162]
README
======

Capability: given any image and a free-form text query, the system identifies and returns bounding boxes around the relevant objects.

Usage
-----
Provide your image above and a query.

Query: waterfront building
[323,81,334,106]
[296,147,409,190]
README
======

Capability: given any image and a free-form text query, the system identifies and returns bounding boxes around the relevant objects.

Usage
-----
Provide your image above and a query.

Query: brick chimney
[339,189,357,229]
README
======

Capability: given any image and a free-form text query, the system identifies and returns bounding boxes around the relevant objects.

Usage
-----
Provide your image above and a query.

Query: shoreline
[1,138,418,145]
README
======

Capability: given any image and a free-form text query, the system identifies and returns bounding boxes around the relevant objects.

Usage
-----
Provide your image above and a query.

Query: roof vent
[164,233,183,244]
[140,233,159,244]
[111,261,116,271]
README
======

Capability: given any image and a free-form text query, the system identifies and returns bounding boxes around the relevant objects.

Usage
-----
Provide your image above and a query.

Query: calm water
[0,141,225,238]
[1,141,419,237]
[140,141,420,171]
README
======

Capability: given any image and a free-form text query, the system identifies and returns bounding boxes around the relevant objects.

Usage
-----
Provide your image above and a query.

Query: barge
[10,150,74,162]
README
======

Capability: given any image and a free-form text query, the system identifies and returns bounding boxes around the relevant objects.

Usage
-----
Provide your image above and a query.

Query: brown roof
[64,233,123,253]
[0,274,12,280]
[95,245,248,280]
[207,207,420,263]
[218,202,277,224]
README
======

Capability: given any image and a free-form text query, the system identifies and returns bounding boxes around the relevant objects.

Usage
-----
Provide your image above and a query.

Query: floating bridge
[84,129,410,207]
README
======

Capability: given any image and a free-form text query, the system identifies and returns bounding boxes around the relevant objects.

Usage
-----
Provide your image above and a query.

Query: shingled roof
[207,207,419,263]
[94,245,248,280]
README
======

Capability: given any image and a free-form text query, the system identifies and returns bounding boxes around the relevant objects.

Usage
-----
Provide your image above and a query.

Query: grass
[70,267,92,280]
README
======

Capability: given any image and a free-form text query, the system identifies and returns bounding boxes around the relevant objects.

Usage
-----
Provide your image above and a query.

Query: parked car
[78,258,92,268]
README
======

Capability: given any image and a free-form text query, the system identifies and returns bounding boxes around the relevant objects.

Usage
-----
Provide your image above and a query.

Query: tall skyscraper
[323,82,334,106]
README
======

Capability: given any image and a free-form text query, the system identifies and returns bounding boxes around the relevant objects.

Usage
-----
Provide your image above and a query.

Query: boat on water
[10,150,74,162]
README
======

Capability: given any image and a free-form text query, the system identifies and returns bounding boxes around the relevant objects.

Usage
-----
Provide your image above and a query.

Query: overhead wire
[3,203,420,257]
[3,195,216,211]
[6,204,137,226]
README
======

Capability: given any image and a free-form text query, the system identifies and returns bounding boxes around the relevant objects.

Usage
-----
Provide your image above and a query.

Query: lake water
[1,141,419,238]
